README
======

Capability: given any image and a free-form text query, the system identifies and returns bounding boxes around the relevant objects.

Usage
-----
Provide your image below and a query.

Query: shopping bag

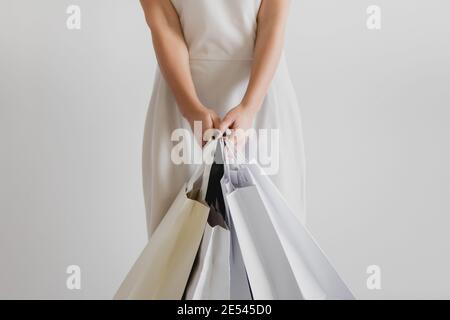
[223,140,354,299]
[183,206,230,300]
[214,140,253,300]
[223,169,304,299]
[221,179,253,300]
[245,162,354,299]
[221,141,303,300]
[114,140,218,300]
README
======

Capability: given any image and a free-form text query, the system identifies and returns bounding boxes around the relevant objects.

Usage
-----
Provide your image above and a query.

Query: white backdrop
[1,0,449,299]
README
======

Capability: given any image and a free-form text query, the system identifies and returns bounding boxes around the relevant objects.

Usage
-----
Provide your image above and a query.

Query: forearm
[242,0,290,113]
[140,0,202,117]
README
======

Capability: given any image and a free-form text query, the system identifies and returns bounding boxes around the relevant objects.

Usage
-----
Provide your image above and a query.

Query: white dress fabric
[143,0,307,237]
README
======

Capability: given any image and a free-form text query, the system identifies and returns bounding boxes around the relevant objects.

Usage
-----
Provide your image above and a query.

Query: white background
[0,0,449,299]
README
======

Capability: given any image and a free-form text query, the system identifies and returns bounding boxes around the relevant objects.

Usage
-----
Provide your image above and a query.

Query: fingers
[200,112,220,143]
[219,114,235,135]
[228,128,246,150]
[210,112,222,137]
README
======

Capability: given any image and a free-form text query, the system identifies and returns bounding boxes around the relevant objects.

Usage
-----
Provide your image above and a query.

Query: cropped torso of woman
[140,0,306,237]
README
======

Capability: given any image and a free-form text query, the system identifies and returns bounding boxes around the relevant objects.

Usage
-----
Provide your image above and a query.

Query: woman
[141,0,306,237]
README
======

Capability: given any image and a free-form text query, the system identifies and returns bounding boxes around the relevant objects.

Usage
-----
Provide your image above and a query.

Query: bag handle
[185,138,218,193]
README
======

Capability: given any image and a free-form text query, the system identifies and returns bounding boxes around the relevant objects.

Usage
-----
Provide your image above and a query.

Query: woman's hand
[219,103,258,148]
[184,106,221,146]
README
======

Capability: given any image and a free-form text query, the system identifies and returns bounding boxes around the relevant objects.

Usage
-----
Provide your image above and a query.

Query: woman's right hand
[184,106,220,146]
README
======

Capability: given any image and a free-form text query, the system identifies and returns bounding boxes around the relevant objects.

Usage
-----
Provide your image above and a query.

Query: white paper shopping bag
[221,177,253,300]
[245,163,355,300]
[223,162,303,300]
[222,139,353,300]
[114,141,218,300]
[183,206,230,300]
[219,140,253,300]
[114,184,209,300]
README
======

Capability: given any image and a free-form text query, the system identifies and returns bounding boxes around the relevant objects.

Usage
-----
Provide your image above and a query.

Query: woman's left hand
[219,103,258,148]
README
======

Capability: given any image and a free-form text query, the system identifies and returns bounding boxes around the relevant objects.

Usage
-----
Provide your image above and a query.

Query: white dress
[143,0,306,237]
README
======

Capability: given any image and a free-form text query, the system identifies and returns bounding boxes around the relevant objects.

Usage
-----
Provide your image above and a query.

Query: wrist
[179,101,206,119]
[240,99,261,115]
